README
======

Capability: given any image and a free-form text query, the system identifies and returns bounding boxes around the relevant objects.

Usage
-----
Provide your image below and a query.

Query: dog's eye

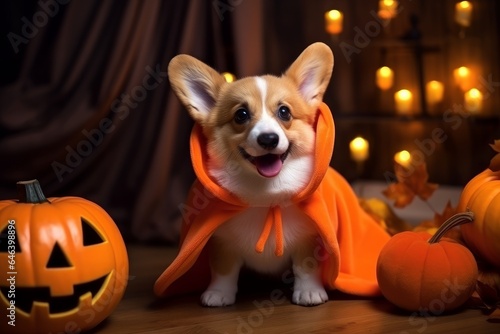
[234,108,250,124]
[278,105,291,121]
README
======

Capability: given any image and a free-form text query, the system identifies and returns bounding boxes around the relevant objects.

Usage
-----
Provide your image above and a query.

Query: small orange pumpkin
[457,167,500,268]
[0,180,128,334]
[377,212,477,312]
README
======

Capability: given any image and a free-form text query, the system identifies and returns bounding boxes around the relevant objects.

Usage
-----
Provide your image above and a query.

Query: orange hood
[154,102,390,298]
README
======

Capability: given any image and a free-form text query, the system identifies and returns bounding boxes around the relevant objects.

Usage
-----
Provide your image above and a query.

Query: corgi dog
[168,42,334,306]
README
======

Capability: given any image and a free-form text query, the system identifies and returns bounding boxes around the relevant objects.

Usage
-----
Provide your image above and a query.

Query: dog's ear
[168,55,226,125]
[284,42,334,109]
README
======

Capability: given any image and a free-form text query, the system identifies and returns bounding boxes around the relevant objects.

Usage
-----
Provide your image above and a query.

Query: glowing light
[349,137,369,163]
[376,66,394,90]
[464,88,483,113]
[378,0,399,19]
[325,10,343,35]
[394,150,411,168]
[453,66,471,91]
[222,72,236,83]
[394,89,413,115]
[455,1,473,27]
[425,80,444,105]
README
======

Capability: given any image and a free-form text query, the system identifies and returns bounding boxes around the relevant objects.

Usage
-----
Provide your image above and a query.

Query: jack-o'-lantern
[0,180,128,334]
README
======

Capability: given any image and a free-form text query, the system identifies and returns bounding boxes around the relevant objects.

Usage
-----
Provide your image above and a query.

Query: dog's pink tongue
[255,154,283,177]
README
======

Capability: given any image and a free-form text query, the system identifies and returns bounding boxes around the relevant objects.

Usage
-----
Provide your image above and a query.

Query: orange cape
[154,103,390,298]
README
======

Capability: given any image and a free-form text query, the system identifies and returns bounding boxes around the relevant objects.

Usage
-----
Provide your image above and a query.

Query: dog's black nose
[257,133,279,150]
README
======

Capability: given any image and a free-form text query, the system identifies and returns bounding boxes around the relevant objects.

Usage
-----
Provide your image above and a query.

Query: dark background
[1,0,499,242]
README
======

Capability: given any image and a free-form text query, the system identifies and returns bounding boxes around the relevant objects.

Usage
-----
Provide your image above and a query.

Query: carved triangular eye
[47,242,72,268]
[0,224,21,253]
[81,218,105,246]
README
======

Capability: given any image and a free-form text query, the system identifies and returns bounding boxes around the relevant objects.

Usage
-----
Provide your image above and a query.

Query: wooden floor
[90,244,499,334]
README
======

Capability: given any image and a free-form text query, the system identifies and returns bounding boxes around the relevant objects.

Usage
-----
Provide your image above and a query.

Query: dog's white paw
[292,287,328,306]
[200,289,236,307]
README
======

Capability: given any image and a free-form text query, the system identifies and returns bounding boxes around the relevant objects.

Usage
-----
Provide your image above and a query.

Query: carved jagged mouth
[0,273,109,314]
[239,145,291,178]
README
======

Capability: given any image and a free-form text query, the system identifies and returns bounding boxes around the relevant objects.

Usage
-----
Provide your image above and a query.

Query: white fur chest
[212,204,317,274]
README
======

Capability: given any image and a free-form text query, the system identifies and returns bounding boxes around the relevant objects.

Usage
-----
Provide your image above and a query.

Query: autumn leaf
[383,162,438,208]
[476,281,498,308]
[472,266,500,320]
[489,139,500,172]
[382,182,414,207]
[359,198,413,235]
[412,220,438,235]
[413,201,461,240]
[490,139,500,153]
[475,280,500,320]
[433,201,458,227]
[489,308,500,322]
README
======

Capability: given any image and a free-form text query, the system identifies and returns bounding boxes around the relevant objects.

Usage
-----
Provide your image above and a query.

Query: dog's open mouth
[239,146,290,178]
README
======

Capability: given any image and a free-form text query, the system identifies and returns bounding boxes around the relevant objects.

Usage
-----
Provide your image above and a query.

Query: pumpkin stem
[17,179,50,204]
[428,211,474,244]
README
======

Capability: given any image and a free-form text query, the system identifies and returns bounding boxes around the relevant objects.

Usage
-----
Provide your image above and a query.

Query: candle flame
[454,66,471,91]
[428,80,441,89]
[349,136,369,162]
[396,89,412,100]
[376,66,394,90]
[379,66,392,77]
[457,66,470,78]
[468,88,481,98]
[327,10,342,20]
[350,137,368,150]
[426,80,444,105]
[458,1,471,10]
[394,150,411,167]
[378,0,398,19]
[455,1,473,27]
[464,88,483,113]
[222,72,236,83]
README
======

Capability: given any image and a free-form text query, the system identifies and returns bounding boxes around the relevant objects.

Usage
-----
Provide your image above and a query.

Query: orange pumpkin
[377,212,477,312]
[0,180,128,334]
[457,168,500,268]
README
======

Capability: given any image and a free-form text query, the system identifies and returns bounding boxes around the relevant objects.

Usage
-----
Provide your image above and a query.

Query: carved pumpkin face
[0,180,128,334]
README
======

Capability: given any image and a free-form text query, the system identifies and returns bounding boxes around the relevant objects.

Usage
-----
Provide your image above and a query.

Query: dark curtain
[4,0,493,243]
[0,0,266,242]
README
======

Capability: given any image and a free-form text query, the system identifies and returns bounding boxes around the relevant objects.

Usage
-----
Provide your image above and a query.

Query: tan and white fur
[168,43,334,306]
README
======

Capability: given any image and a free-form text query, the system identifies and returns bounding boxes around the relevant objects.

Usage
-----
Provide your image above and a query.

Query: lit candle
[378,0,399,19]
[426,80,444,105]
[394,89,413,115]
[464,88,483,113]
[325,10,343,35]
[455,1,473,27]
[222,72,236,83]
[453,66,471,91]
[394,150,411,168]
[376,66,394,90]
[349,137,369,163]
